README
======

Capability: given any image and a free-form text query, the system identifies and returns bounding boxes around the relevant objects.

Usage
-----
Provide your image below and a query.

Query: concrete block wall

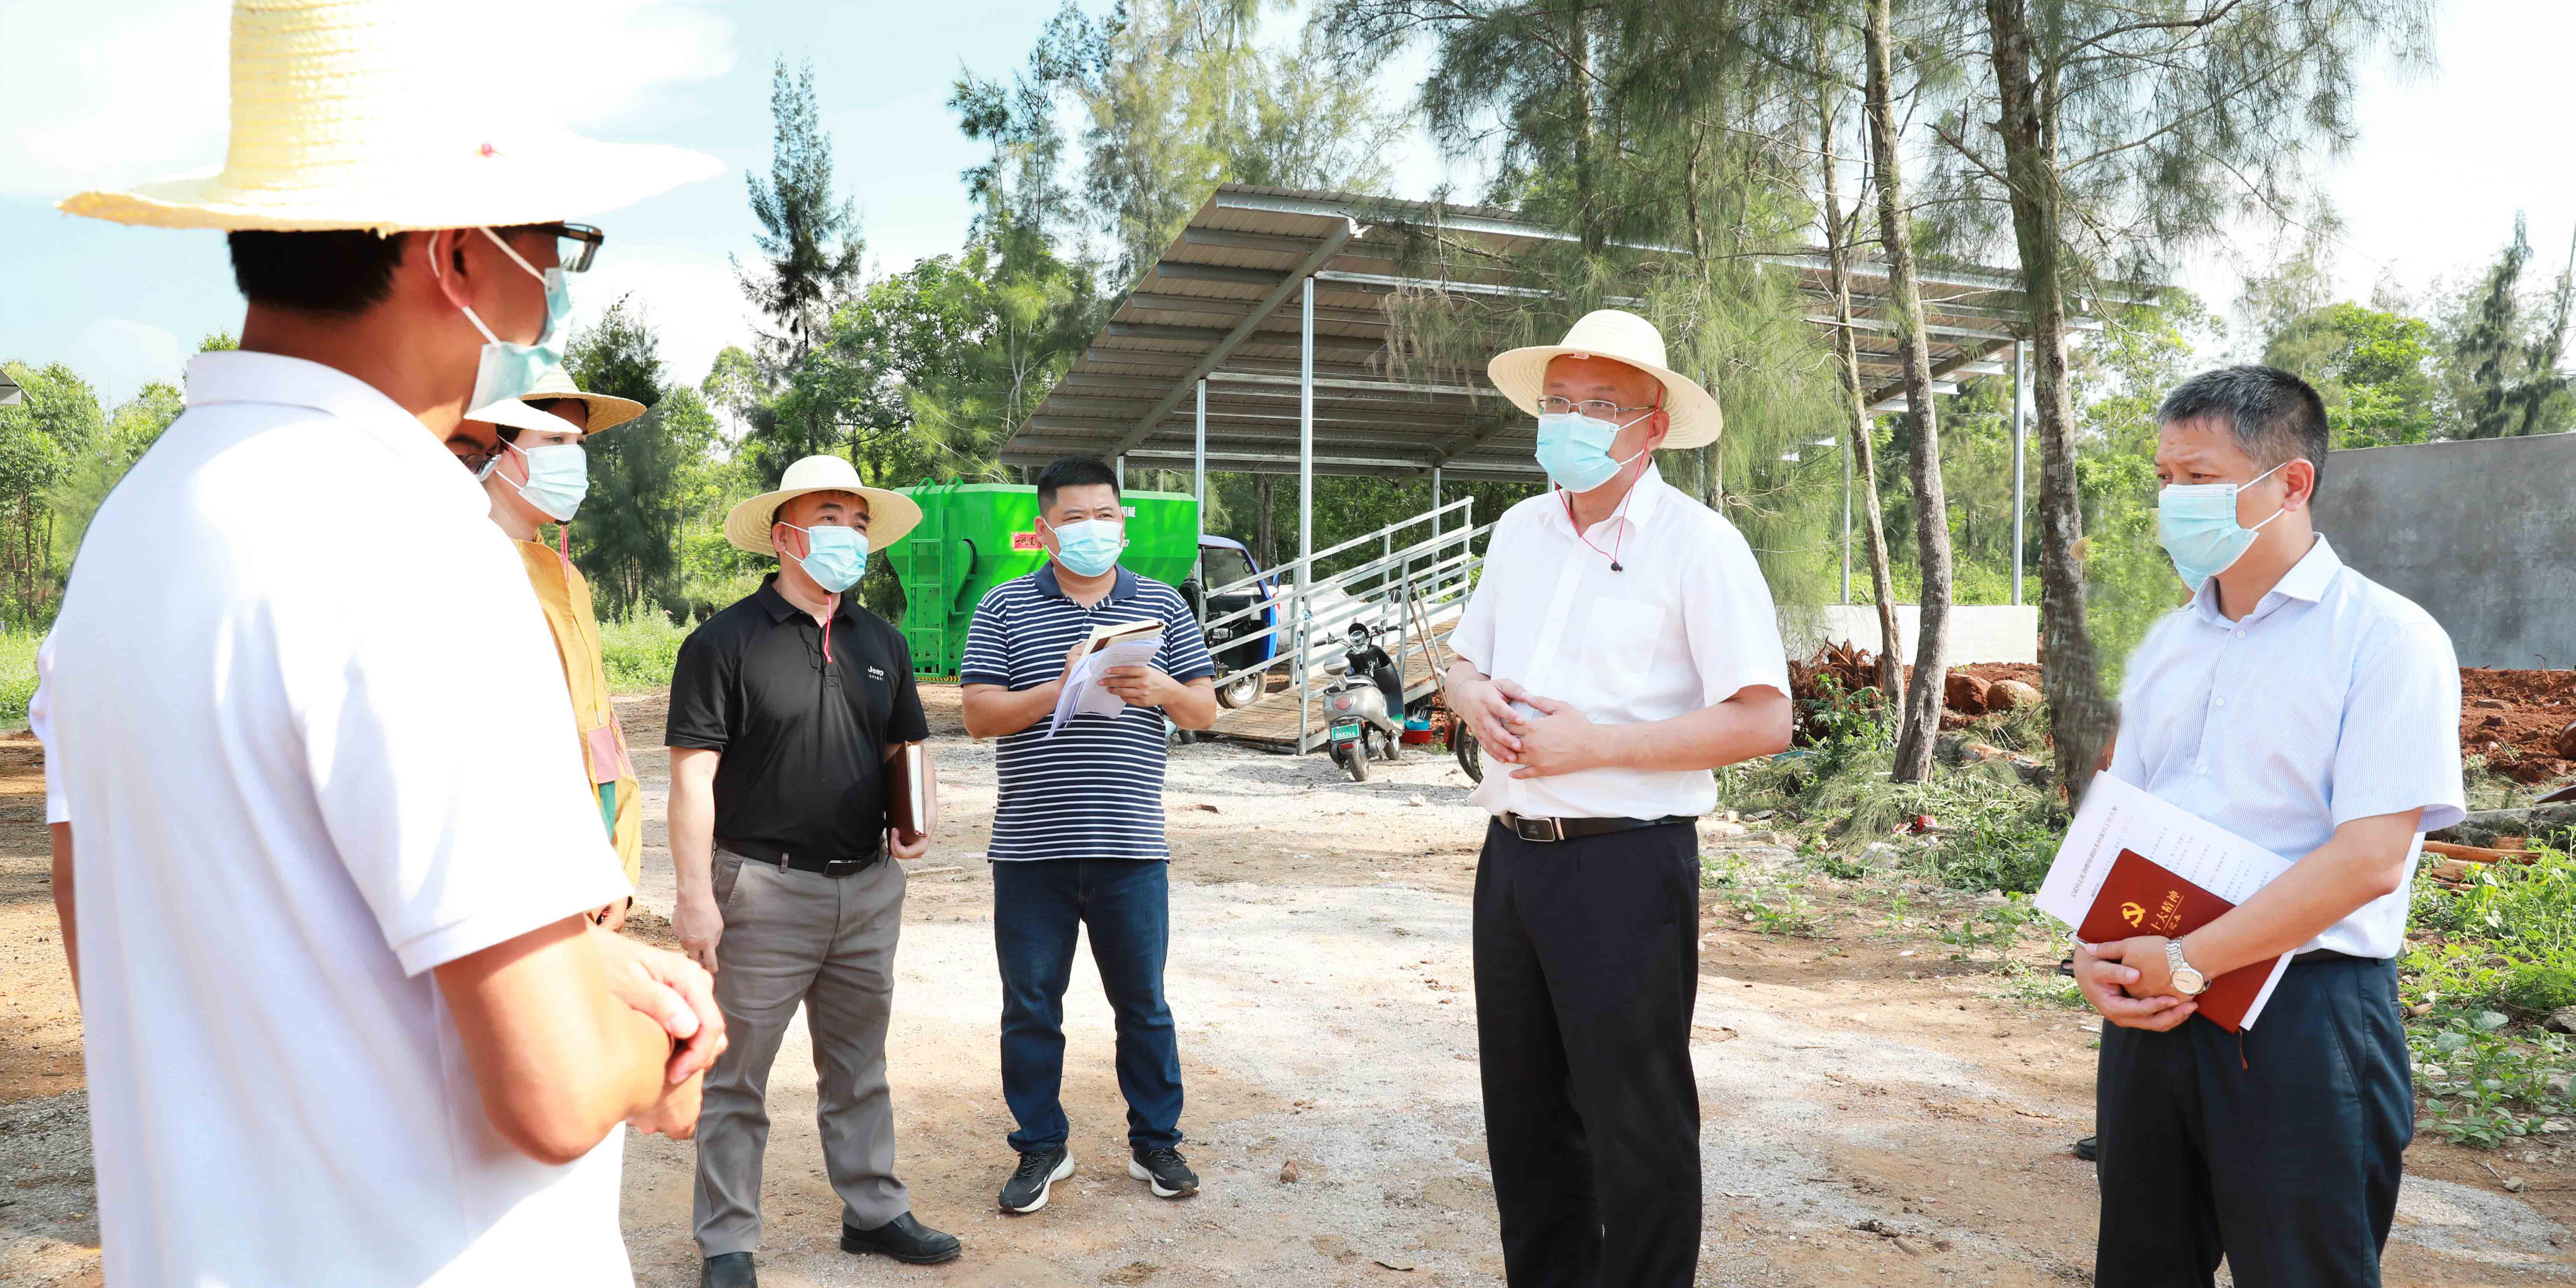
[2309,434,2576,670]
[1782,604,2041,666]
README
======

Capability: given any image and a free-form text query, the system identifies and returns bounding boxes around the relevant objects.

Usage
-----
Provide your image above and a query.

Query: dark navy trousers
[993,858,1184,1154]
[2096,956,2413,1288]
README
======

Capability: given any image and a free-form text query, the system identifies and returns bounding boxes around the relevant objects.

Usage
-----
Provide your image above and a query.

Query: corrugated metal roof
[1007,183,2097,481]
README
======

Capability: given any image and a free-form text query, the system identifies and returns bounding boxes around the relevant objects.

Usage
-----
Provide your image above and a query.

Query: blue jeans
[992,859,1183,1154]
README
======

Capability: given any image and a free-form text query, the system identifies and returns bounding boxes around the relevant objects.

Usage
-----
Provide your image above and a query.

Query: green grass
[1722,679,2067,896]
[0,628,37,727]
[600,611,692,694]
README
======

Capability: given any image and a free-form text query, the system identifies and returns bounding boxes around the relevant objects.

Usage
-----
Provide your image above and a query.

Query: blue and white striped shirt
[961,564,1216,861]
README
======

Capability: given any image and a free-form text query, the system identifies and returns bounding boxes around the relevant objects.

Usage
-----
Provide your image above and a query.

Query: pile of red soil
[2459,669,2576,784]
[1789,653,2574,784]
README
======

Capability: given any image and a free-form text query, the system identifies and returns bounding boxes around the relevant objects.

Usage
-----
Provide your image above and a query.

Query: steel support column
[1194,379,1207,544]
[1298,276,1316,752]
[2011,340,2026,607]
[1299,277,1315,579]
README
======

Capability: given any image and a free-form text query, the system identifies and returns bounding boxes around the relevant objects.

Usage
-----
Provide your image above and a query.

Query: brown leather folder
[888,743,934,845]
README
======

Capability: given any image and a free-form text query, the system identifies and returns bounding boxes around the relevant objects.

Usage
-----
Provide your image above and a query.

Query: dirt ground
[4,687,2574,1286]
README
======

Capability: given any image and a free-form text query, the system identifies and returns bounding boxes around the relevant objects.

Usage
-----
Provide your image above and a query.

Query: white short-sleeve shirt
[1450,465,1790,820]
[2109,535,2464,959]
[46,352,635,1286]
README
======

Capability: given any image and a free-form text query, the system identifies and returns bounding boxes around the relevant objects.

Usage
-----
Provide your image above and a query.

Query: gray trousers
[693,849,910,1255]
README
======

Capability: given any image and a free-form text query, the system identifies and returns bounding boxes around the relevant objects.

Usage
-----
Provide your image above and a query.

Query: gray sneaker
[1000,1146,1074,1213]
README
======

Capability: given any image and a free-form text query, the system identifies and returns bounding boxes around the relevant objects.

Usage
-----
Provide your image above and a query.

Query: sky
[0,0,2565,408]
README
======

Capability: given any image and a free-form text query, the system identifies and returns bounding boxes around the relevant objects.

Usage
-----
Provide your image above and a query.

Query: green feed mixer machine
[889,482,1203,679]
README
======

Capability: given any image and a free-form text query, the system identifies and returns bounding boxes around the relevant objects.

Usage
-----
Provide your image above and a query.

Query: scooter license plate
[1330,719,1363,742]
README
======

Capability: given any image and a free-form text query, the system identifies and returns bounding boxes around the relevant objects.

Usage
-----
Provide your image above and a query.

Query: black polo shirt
[665,574,928,867]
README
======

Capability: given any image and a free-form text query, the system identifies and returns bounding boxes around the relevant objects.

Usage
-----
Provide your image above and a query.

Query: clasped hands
[594,922,728,1137]
[1448,674,1607,779]
[2071,935,2199,1032]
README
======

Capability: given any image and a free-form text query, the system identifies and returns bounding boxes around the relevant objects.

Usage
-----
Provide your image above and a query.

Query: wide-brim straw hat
[57,0,720,232]
[476,364,647,436]
[724,455,923,556]
[1487,308,1725,450]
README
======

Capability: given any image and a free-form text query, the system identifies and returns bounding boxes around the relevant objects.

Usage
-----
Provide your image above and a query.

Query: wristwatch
[2164,939,2208,997]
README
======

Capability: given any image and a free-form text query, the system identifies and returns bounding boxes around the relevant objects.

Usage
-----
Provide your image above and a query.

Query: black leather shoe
[842,1211,962,1265]
[700,1251,757,1288]
[2074,1135,2099,1163]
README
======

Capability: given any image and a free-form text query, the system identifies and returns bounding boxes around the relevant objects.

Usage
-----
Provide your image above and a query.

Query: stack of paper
[2037,773,2297,1030]
[1047,619,1165,736]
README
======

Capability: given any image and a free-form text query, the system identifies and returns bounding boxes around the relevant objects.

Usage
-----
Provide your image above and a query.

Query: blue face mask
[2156,458,2295,593]
[447,227,572,416]
[490,439,588,522]
[1534,410,1647,493]
[1046,516,1125,577]
[782,523,869,593]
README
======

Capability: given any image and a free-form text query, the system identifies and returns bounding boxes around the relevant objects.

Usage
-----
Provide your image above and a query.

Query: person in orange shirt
[454,365,647,929]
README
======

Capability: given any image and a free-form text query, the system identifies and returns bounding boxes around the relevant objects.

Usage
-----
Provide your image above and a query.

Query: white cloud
[571,245,754,389]
[2,0,735,199]
[70,317,189,406]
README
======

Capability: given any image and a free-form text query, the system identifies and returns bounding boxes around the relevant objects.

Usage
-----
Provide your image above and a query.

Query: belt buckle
[1513,814,1566,843]
[824,858,861,877]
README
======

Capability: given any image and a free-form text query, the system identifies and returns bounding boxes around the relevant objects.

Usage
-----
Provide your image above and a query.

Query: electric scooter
[1322,620,1406,782]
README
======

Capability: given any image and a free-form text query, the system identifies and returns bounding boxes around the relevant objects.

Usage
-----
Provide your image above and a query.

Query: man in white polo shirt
[1443,310,1793,1288]
[2074,366,2462,1286]
[42,4,726,1283]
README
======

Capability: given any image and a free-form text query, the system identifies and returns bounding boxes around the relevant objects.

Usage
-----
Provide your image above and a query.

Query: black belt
[1497,812,1698,844]
[2292,948,2368,964]
[721,838,877,877]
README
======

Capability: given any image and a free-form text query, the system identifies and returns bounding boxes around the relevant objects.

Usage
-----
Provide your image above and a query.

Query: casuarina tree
[737,58,866,369]
[1926,0,2436,800]
[1862,0,1954,781]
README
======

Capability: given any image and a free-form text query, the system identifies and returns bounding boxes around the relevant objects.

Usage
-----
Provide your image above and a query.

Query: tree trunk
[1569,6,1601,254]
[1814,44,1908,709]
[1865,0,1952,782]
[1987,0,2116,801]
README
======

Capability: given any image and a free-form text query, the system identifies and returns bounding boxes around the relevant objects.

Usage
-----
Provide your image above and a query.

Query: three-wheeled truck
[885,482,1284,708]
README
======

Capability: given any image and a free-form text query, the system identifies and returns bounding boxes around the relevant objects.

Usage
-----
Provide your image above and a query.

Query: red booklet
[2076,849,2285,1032]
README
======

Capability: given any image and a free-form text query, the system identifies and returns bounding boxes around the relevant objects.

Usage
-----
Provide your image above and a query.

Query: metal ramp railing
[1201,497,1492,753]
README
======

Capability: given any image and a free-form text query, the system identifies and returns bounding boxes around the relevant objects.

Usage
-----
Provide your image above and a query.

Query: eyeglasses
[449,439,506,478]
[533,222,605,273]
[1535,396,1656,419]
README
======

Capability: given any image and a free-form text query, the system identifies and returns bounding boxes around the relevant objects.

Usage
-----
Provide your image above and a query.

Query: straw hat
[477,365,647,436]
[1486,309,1724,450]
[724,455,923,556]
[58,0,720,232]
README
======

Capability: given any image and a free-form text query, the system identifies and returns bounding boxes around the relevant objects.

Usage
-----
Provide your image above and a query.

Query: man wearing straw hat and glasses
[41,2,728,1284]
[666,455,958,1281]
[453,366,652,929]
[1443,310,1793,1286]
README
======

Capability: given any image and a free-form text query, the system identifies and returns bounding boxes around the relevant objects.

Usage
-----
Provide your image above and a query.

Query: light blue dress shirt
[2109,535,2464,959]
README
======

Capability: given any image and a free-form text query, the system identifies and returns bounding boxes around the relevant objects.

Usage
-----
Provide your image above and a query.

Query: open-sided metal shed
[1005,183,2064,482]
[1002,183,2114,606]
[1004,184,2139,751]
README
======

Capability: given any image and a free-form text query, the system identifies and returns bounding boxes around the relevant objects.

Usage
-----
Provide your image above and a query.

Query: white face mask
[432,228,572,415]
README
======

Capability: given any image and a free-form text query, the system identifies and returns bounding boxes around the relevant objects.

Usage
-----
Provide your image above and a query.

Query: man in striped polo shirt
[959,456,1218,1215]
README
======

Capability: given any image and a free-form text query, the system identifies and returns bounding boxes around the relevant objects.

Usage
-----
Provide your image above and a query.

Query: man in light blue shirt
[2073,366,2463,1288]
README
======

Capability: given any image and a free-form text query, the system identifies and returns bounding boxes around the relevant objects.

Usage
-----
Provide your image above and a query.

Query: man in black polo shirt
[959,456,1218,1215]
[667,455,959,1287]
